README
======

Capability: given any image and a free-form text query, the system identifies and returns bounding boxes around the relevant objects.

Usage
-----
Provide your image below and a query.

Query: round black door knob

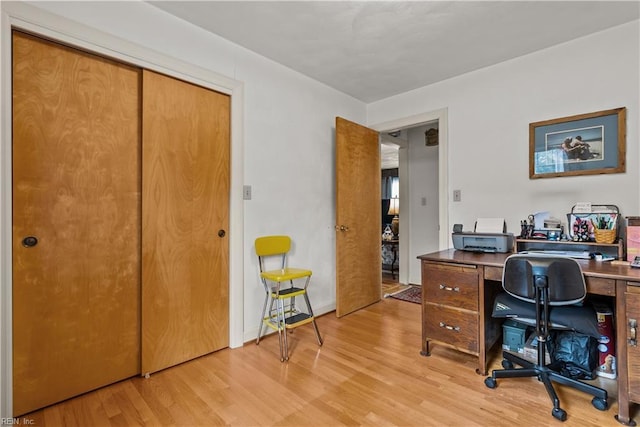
[22,236,38,247]
[218,230,226,237]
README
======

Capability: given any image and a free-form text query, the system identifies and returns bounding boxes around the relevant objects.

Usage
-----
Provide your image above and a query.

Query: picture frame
[529,107,626,179]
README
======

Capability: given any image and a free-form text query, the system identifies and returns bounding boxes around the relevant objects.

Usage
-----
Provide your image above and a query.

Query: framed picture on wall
[529,107,626,179]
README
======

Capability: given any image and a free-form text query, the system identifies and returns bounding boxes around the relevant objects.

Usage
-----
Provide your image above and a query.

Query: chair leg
[276,328,285,362]
[547,370,608,400]
[539,371,568,421]
[303,293,323,346]
[256,293,271,344]
[540,371,562,411]
[278,297,289,361]
[311,319,323,346]
[492,367,539,379]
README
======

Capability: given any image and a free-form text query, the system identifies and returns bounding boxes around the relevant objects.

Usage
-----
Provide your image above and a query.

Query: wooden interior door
[335,117,381,317]
[12,31,141,415]
[141,70,230,374]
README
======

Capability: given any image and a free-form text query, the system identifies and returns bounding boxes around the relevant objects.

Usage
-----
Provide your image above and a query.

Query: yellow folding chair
[255,235,323,361]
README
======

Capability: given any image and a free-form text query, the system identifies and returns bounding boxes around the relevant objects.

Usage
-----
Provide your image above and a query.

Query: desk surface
[418,249,640,283]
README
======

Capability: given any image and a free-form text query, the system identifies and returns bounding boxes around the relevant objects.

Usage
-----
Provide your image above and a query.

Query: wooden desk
[418,249,640,425]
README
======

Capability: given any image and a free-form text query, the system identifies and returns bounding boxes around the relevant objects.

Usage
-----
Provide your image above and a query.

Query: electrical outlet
[453,189,461,202]
[243,185,252,200]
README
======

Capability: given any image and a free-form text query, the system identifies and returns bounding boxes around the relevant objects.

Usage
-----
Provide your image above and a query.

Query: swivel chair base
[485,350,608,422]
[486,255,610,422]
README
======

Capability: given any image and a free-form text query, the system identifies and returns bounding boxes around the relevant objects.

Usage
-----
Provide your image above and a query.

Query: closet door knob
[22,236,38,247]
[217,230,226,238]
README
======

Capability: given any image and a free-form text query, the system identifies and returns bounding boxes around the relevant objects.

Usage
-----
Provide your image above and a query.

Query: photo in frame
[529,107,626,179]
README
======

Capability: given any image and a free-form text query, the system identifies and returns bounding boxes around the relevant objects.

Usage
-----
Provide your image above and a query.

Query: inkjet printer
[452,218,515,253]
[452,232,514,253]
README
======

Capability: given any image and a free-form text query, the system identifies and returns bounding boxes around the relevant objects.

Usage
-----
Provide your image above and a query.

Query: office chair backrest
[502,254,586,306]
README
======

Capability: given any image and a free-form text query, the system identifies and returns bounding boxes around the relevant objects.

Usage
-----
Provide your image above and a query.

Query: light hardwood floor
[381,271,413,295]
[22,297,635,426]
[381,280,410,296]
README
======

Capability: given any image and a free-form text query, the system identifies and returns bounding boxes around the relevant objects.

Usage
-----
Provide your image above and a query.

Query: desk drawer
[484,266,503,282]
[423,265,478,311]
[585,277,615,296]
[424,304,479,354]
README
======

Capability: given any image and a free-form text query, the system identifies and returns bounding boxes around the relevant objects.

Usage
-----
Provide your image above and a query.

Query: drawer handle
[630,319,637,347]
[439,321,460,332]
[439,284,460,292]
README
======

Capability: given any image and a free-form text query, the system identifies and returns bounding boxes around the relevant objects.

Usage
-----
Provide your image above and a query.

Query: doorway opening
[381,138,401,287]
[375,109,446,289]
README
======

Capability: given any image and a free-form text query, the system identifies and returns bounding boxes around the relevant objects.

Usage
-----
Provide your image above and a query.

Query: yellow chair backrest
[255,235,291,257]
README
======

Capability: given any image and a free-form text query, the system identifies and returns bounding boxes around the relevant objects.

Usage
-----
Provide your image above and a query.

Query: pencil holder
[594,228,616,244]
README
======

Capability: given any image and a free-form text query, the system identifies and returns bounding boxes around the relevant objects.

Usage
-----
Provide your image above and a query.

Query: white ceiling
[148,1,639,103]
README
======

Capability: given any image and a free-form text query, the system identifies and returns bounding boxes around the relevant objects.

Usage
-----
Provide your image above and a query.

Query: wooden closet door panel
[142,70,230,374]
[12,32,141,415]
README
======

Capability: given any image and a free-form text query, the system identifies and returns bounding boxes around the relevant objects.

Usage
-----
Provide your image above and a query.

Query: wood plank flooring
[381,271,414,296]
[21,297,635,426]
[382,281,410,297]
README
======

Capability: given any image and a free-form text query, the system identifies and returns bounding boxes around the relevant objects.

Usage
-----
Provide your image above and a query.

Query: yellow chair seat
[261,267,312,282]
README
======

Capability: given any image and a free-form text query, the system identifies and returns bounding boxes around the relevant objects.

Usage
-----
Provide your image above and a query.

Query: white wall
[368,21,640,242]
[407,125,439,284]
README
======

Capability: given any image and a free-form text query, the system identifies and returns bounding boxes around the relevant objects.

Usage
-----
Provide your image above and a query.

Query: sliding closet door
[141,70,230,374]
[12,31,141,416]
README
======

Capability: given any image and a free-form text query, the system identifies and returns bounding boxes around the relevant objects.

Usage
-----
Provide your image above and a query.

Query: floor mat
[387,285,421,304]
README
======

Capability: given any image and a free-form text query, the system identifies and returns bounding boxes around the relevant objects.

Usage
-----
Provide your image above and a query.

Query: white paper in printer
[474,218,506,233]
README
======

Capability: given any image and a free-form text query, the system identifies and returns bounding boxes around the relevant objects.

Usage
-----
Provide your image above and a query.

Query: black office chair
[484,254,608,422]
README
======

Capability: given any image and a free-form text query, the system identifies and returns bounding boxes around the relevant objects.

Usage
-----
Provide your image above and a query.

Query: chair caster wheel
[484,377,497,389]
[592,397,608,411]
[501,359,514,369]
[552,408,567,421]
